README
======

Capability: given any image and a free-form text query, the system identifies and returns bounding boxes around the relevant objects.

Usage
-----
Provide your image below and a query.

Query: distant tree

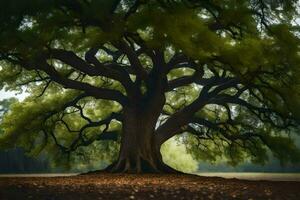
[0,0,300,173]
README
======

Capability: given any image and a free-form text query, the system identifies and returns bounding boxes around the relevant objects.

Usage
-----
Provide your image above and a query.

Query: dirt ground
[0,173,299,200]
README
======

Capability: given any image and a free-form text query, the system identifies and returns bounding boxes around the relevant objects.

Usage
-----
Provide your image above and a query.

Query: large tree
[0,0,300,173]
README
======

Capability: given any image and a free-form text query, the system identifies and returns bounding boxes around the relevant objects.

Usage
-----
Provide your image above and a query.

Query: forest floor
[0,173,299,200]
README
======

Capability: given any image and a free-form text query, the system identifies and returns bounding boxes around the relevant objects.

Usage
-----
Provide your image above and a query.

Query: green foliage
[0,87,121,168]
[129,4,224,60]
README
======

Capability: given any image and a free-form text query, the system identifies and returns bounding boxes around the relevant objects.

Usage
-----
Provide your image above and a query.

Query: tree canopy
[0,0,300,173]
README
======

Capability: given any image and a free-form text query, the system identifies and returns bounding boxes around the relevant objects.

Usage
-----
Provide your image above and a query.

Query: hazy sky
[0,90,27,101]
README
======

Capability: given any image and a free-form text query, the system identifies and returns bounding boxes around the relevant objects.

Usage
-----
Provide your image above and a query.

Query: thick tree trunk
[105,63,177,173]
[105,106,177,173]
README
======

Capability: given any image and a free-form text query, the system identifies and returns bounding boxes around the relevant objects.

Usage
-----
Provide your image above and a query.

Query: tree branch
[116,39,148,80]
[49,48,133,91]
[37,59,128,105]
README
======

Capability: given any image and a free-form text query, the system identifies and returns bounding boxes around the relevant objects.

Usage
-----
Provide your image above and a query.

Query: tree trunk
[105,106,177,173]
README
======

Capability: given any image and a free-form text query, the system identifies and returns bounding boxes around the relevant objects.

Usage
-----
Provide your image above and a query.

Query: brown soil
[0,173,299,200]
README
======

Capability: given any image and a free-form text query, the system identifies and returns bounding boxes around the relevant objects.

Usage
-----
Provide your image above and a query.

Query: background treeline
[1,144,300,173]
[0,148,50,173]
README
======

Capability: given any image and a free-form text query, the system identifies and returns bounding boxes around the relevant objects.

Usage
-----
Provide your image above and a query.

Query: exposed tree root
[83,158,182,175]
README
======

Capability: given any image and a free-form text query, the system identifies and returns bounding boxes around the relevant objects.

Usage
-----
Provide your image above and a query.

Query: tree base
[104,158,182,174]
[83,160,182,175]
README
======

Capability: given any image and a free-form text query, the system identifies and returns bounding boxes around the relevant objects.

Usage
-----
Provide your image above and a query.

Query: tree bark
[105,106,177,173]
